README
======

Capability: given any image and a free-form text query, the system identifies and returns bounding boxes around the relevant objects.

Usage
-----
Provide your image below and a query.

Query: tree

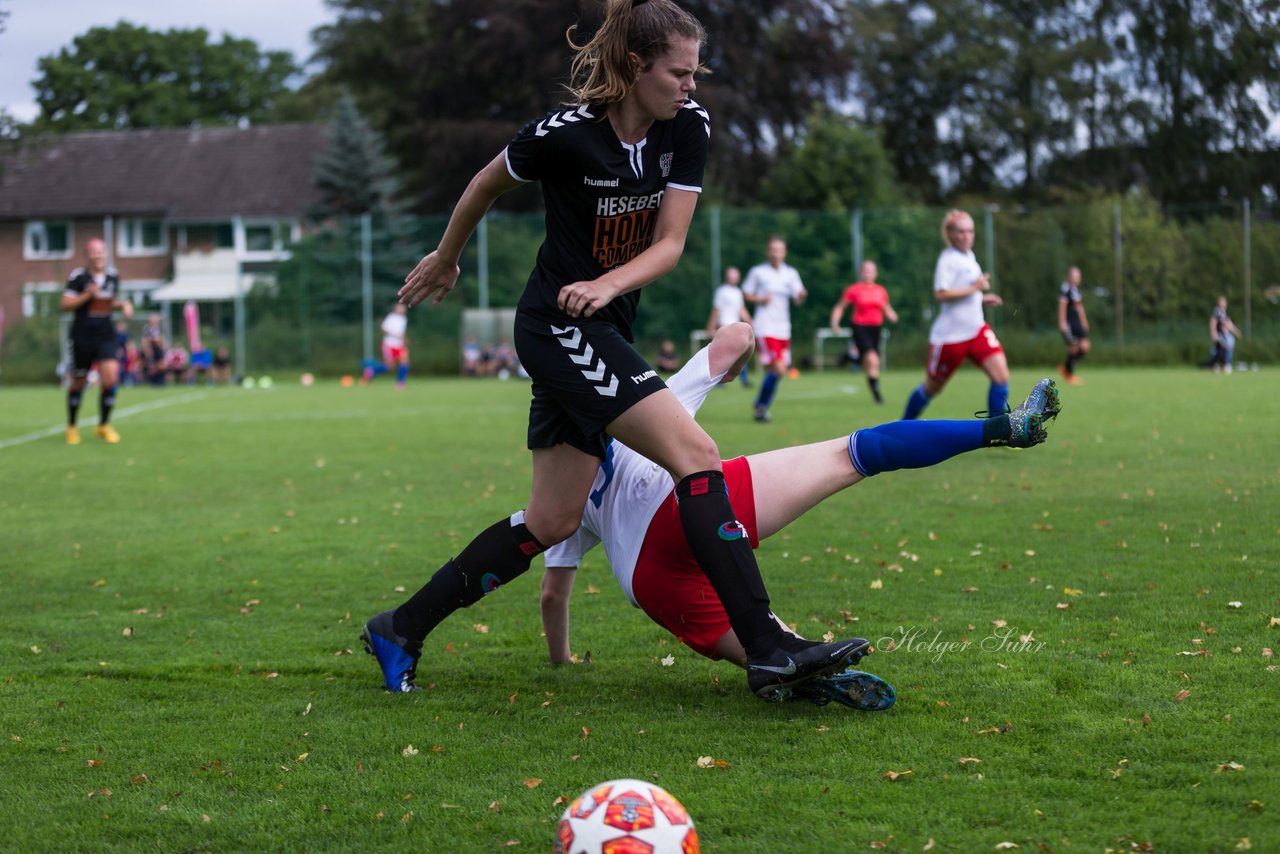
[313,93,404,219]
[759,108,900,209]
[313,0,854,211]
[31,22,301,131]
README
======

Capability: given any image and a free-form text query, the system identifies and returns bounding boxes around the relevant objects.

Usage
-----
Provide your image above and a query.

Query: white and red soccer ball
[555,778,698,854]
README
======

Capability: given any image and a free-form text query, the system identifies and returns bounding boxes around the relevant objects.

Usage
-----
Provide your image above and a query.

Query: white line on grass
[0,391,209,451]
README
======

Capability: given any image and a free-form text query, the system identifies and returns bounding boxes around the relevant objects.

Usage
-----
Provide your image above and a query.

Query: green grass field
[1,366,1277,852]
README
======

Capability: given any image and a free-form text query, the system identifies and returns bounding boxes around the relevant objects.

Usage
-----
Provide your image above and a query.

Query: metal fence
[9,198,1278,382]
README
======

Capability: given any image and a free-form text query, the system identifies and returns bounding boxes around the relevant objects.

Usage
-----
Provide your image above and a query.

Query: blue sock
[396,364,409,383]
[988,382,1009,415]
[755,372,780,409]
[848,420,984,477]
[902,384,931,420]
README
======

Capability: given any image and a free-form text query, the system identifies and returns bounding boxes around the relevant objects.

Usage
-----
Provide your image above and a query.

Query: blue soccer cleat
[361,609,421,693]
[788,668,896,711]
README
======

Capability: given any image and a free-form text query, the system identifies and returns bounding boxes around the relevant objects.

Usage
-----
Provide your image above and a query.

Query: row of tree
[7,1,1280,213]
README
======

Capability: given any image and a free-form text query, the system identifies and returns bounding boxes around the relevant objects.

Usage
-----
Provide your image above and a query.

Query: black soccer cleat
[747,637,870,700]
[361,609,422,693]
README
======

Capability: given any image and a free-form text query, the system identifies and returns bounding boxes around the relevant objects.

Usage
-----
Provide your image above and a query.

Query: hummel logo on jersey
[748,655,797,676]
[584,176,620,188]
[630,369,657,384]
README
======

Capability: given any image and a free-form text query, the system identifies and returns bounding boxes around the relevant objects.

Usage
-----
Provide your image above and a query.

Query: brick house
[0,124,328,362]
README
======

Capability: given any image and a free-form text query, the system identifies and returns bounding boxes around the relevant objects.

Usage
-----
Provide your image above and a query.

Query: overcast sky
[0,0,333,122]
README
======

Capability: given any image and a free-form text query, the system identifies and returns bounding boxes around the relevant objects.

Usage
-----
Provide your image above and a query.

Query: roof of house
[0,124,328,221]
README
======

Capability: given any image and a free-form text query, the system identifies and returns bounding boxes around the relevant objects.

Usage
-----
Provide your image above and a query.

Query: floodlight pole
[852,208,863,277]
[477,213,489,309]
[1113,202,1124,345]
[360,212,373,363]
[710,205,721,290]
[1243,197,1252,340]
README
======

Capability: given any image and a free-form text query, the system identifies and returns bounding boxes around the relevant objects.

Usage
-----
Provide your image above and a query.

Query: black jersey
[65,266,122,338]
[1059,281,1083,326]
[505,99,710,341]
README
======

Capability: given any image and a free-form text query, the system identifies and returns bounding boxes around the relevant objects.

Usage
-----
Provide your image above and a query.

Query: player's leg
[395,351,409,389]
[364,443,598,692]
[65,341,92,444]
[978,342,1010,415]
[612,391,866,697]
[94,356,122,443]
[903,344,951,419]
[753,339,783,421]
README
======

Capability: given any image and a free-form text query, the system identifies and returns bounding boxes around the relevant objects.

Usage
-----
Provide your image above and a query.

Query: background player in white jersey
[364,303,411,389]
[742,236,807,421]
[706,265,751,385]
[540,322,1060,708]
[60,237,133,445]
[1057,266,1089,385]
[902,210,1009,420]
[364,0,863,699]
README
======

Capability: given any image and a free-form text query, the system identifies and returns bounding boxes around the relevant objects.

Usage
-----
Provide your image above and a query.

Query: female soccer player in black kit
[362,0,866,699]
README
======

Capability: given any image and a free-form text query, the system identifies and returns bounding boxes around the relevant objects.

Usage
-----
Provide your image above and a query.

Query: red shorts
[382,342,408,364]
[757,336,791,367]
[926,324,1003,382]
[630,457,759,659]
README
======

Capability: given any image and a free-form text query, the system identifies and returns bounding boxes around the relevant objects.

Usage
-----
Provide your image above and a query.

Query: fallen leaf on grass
[923,840,936,851]
[696,756,730,769]
[86,759,105,767]
[1216,762,1245,773]
[994,843,1019,850]
[881,769,912,781]
[1174,690,1191,702]
[489,801,500,812]
[870,579,883,589]
[523,778,542,789]
[131,774,149,785]
[401,745,419,757]
[473,624,489,634]
[958,757,981,766]
[661,654,675,667]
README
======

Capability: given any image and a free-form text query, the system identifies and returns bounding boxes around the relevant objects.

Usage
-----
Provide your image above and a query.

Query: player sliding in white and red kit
[540,322,1061,708]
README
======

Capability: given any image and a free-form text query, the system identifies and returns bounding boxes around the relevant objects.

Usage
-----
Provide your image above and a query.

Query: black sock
[674,471,783,655]
[868,376,882,403]
[68,389,83,426]
[100,386,117,424]
[393,513,546,643]
[981,414,1012,446]
[1064,353,1076,374]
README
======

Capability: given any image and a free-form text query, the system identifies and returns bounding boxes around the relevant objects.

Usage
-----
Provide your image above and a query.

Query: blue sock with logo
[988,382,1009,415]
[902,384,931,420]
[393,511,545,642]
[848,420,985,477]
[396,364,409,384]
[674,470,779,650]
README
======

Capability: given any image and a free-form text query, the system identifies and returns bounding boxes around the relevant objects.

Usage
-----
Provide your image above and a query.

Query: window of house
[241,220,297,257]
[118,218,168,256]
[23,221,73,260]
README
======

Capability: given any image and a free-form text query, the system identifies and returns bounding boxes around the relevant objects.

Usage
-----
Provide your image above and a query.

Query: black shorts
[514,312,666,458]
[1061,323,1088,346]
[70,332,119,373]
[851,324,883,357]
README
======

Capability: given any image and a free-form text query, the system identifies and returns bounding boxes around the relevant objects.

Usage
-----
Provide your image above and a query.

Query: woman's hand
[558,280,620,319]
[400,251,461,308]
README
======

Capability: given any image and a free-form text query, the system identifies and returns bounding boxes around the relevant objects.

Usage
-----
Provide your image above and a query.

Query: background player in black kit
[363,0,866,699]
[60,237,133,444]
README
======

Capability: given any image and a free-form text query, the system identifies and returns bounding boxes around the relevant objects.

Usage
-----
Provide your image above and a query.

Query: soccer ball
[555,778,698,854]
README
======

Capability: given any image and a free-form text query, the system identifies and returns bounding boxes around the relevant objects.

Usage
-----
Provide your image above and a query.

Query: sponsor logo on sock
[689,477,709,496]
[481,573,502,594]
[717,520,747,541]
[517,540,542,557]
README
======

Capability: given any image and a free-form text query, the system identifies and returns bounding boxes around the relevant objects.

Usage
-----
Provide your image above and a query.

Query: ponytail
[565,0,706,106]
